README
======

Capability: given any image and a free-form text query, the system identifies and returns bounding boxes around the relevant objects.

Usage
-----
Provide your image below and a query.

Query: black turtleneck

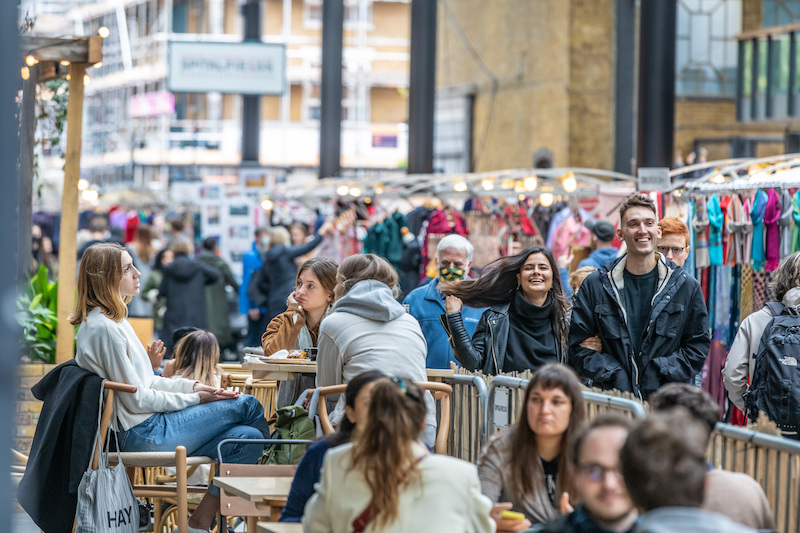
[504,290,558,372]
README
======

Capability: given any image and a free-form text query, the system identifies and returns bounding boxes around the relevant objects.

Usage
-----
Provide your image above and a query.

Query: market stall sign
[637,167,671,192]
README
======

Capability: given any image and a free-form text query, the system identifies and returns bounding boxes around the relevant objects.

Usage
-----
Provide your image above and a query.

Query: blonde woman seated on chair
[163,330,225,486]
[72,243,270,533]
[303,377,495,533]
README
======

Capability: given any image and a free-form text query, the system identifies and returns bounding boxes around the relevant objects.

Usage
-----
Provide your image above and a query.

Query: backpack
[743,302,800,435]
[259,404,315,465]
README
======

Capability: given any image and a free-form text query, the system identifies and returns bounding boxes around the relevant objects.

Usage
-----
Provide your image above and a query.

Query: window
[303,0,373,29]
[763,0,800,27]
[676,0,742,97]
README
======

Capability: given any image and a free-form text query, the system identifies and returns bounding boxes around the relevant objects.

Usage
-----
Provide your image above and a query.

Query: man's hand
[490,503,532,532]
[579,336,602,353]
[248,308,261,321]
[193,382,239,403]
[445,295,463,314]
[146,340,166,370]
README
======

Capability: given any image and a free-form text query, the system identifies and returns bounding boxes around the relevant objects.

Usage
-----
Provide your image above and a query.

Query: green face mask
[439,265,466,282]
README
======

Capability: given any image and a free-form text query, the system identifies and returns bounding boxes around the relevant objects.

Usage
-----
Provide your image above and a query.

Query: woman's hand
[560,492,574,514]
[490,503,532,532]
[287,291,300,311]
[579,335,602,353]
[319,221,335,236]
[445,295,463,314]
[193,383,239,403]
[146,340,166,370]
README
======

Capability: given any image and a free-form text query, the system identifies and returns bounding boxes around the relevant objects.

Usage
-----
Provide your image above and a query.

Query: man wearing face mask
[403,234,487,369]
[240,227,271,349]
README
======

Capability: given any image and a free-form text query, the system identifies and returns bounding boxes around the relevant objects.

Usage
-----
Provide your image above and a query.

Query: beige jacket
[723,287,800,411]
[303,442,495,533]
[703,470,775,531]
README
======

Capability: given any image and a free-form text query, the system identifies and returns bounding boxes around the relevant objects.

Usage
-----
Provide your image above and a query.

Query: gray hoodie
[635,507,755,533]
[316,280,436,444]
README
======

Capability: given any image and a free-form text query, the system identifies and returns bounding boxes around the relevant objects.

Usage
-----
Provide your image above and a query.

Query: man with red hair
[657,217,691,268]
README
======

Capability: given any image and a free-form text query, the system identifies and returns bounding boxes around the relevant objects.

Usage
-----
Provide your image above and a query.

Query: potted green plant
[16,264,58,364]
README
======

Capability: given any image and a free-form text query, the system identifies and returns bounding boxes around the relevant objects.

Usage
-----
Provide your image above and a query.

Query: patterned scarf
[750,189,768,271]
[707,194,724,266]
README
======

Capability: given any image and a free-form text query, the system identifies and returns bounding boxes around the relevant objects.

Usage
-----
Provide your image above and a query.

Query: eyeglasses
[657,246,685,256]
[578,463,623,482]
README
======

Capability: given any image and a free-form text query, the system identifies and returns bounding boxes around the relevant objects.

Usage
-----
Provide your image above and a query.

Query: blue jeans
[118,395,270,496]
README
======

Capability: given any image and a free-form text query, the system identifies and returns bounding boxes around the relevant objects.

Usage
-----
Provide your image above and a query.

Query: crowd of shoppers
[28,189,797,532]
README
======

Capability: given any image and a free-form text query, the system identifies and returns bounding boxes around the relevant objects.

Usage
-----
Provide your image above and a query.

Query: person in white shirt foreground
[303,377,496,533]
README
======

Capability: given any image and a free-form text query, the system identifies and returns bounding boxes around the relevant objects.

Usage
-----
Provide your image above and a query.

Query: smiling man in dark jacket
[568,194,709,399]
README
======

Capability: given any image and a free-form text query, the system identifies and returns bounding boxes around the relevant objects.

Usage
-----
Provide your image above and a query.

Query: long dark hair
[440,246,570,348]
[350,378,428,529]
[326,370,386,447]
[509,364,585,505]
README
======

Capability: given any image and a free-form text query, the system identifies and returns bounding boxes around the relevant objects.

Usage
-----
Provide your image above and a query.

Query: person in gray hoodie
[316,253,436,447]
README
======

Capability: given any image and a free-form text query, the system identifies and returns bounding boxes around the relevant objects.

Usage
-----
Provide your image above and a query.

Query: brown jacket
[261,306,319,355]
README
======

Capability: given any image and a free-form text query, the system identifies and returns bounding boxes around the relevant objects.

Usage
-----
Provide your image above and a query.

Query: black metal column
[241,0,261,164]
[614,0,636,175]
[636,0,677,170]
[408,0,437,175]
[0,0,20,526]
[319,0,344,179]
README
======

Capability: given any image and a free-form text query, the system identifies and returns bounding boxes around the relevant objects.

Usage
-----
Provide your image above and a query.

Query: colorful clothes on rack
[740,265,754,322]
[779,189,794,259]
[685,200,696,276]
[764,188,781,271]
[693,196,711,269]
[752,270,767,312]
[750,189,768,270]
[793,190,800,253]
[720,195,732,262]
[708,194,724,266]
[728,194,753,266]
[765,271,777,303]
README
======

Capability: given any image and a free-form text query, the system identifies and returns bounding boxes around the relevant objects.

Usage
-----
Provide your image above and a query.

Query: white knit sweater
[75,307,199,431]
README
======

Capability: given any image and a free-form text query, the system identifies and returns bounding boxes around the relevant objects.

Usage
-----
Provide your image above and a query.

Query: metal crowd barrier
[484,376,647,442]
[443,374,488,463]
[710,423,800,533]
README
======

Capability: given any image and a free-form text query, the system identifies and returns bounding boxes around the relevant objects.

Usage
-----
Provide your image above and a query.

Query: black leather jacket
[441,302,564,375]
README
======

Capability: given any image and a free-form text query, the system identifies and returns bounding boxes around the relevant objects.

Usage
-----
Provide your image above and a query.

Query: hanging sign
[637,167,671,192]
[493,388,510,428]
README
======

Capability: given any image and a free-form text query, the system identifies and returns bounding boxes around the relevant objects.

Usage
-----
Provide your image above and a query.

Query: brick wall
[674,98,786,160]
[15,363,54,455]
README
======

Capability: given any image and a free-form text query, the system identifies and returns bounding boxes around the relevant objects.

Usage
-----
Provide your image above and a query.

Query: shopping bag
[75,385,138,533]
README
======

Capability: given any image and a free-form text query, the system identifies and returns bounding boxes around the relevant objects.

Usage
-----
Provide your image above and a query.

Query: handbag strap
[84,380,107,472]
[351,452,429,533]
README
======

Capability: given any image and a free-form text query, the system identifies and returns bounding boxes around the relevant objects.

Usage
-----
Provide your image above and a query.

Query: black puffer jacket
[159,254,220,354]
[568,253,710,400]
[257,233,323,323]
[441,302,564,375]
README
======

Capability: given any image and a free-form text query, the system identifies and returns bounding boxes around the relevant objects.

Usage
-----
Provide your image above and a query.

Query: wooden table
[214,476,293,524]
[257,523,302,533]
[244,361,454,382]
